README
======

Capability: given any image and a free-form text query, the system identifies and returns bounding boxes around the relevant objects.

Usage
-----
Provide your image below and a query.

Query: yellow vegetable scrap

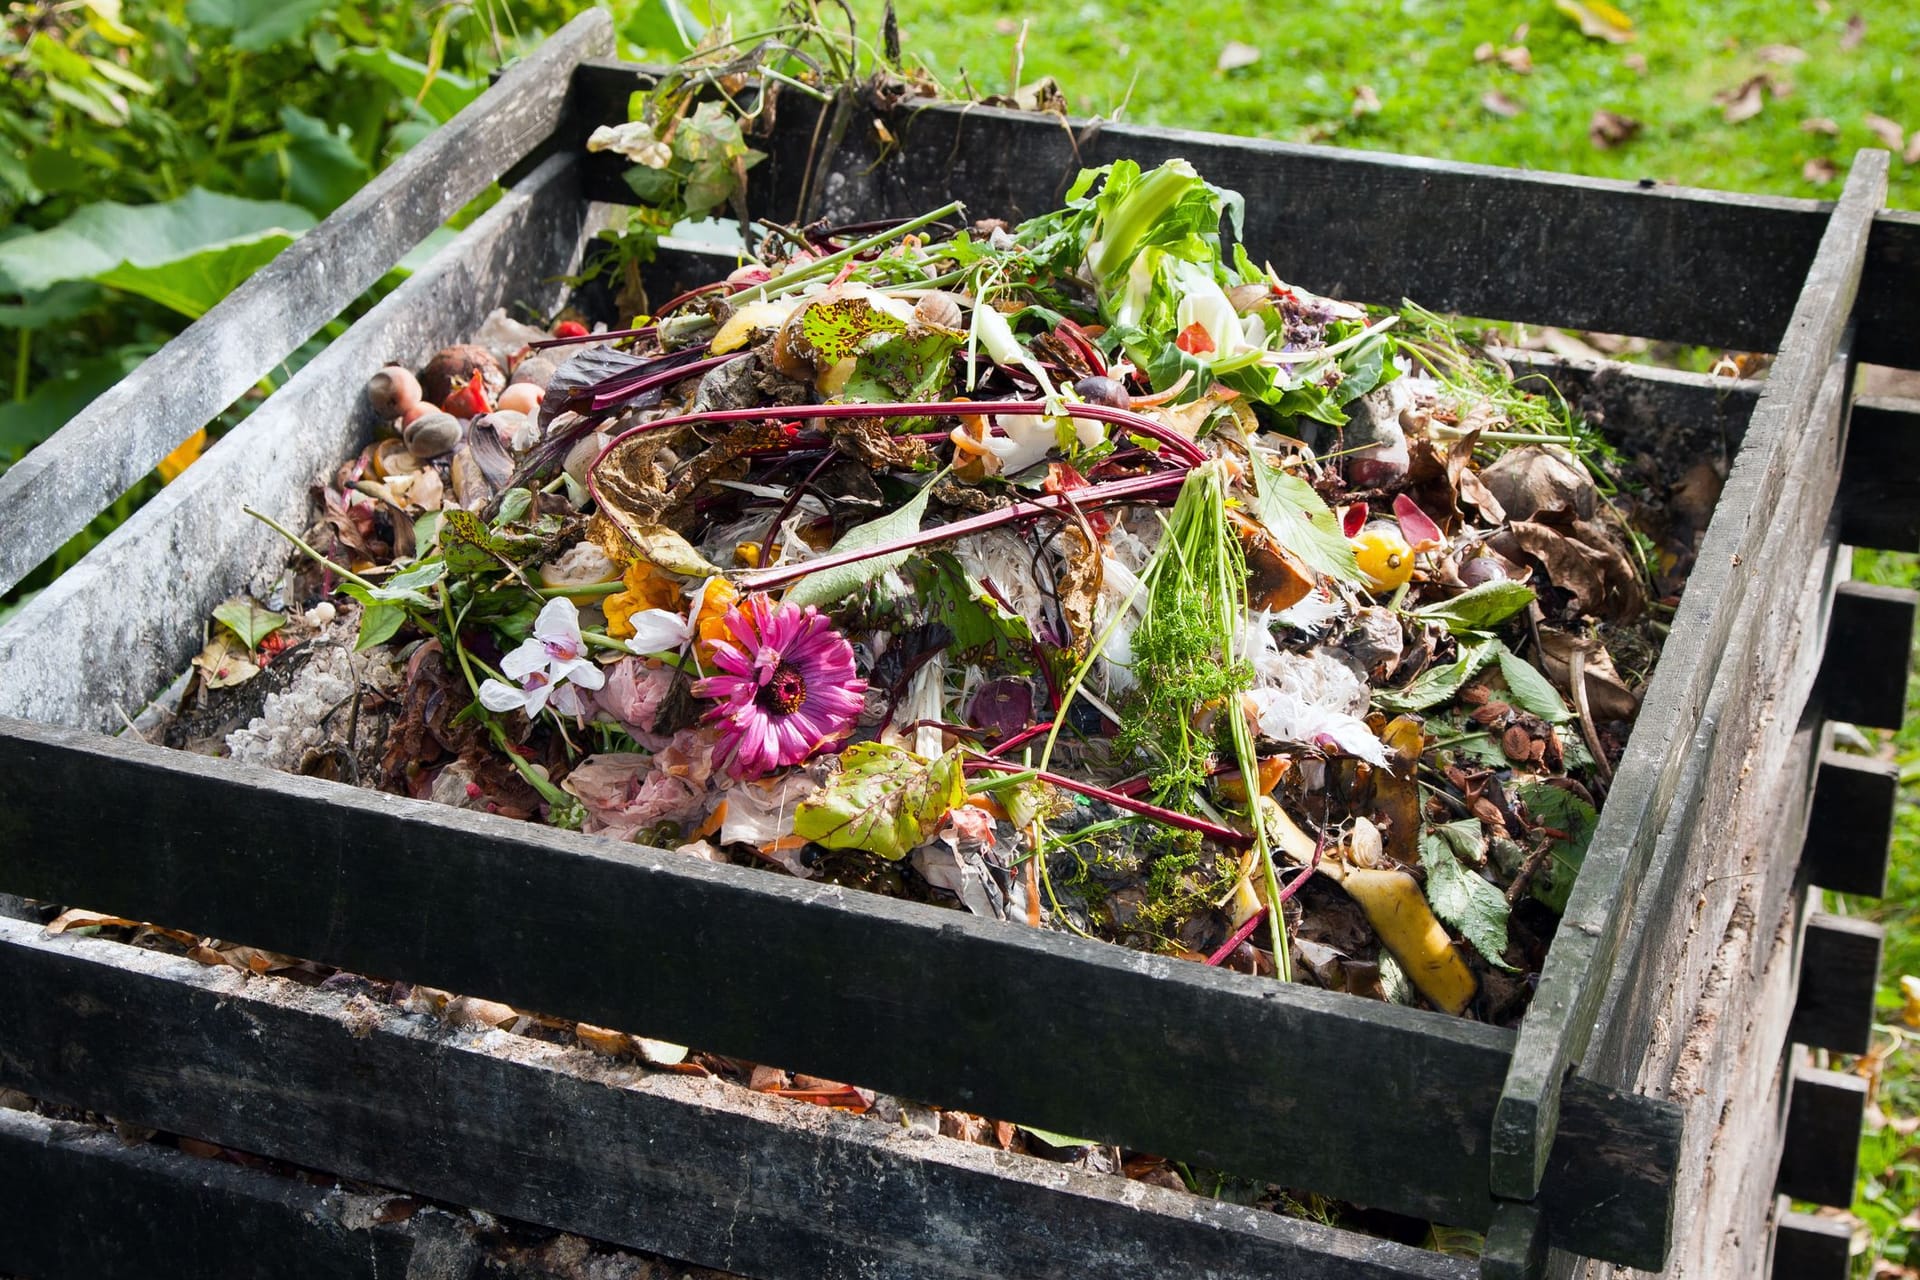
[602,559,681,640]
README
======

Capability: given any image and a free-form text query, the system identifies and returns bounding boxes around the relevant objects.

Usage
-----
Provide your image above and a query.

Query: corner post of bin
[0,8,615,600]
[1479,149,1890,1278]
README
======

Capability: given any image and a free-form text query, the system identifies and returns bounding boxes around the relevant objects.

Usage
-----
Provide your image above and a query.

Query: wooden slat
[1499,348,1761,457]
[0,11,615,599]
[1803,751,1900,898]
[0,155,602,733]
[0,921,1477,1280]
[0,1108,495,1280]
[1819,580,1919,730]
[1838,396,1920,551]
[1790,913,1884,1056]
[561,64,1920,368]
[0,717,1678,1267]
[1490,152,1887,1203]
[1481,1201,1548,1280]
[1771,1206,1855,1280]
[1777,1067,1868,1207]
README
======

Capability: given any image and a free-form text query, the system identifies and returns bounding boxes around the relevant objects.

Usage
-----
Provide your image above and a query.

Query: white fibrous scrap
[226,641,366,773]
[1241,621,1388,767]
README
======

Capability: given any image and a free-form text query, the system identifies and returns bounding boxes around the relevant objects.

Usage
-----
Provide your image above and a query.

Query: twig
[1567,643,1613,784]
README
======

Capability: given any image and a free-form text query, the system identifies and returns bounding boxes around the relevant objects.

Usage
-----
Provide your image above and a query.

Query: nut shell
[913,290,964,330]
[420,344,506,405]
[402,411,463,459]
[508,354,558,389]
[368,365,423,419]
[496,382,542,416]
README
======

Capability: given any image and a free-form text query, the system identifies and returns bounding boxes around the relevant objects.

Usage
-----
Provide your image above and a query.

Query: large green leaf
[792,743,967,861]
[279,106,370,215]
[185,0,327,51]
[1419,820,1514,969]
[337,47,481,124]
[0,189,313,319]
[616,0,706,55]
[0,349,146,463]
[782,478,936,608]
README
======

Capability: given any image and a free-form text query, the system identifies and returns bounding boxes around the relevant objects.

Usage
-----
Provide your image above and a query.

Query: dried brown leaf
[1351,83,1382,115]
[1841,14,1865,50]
[1499,45,1534,73]
[1756,43,1808,64]
[1474,40,1497,62]
[1589,109,1642,149]
[1907,134,1920,165]
[1622,51,1647,74]
[1216,40,1261,73]
[1805,155,1840,183]
[1553,0,1636,43]
[1800,116,1841,135]
[1481,89,1526,118]
[1865,113,1907,151]
[1718,77,1767,124]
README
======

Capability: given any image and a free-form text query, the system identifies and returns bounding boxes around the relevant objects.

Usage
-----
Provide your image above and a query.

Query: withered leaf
[1481,89,1525,118]
[1865,113,1906,152]
[1589,109,1642,149]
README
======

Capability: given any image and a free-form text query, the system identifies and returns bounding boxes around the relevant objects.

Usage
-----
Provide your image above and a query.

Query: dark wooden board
[1776,1067,1868,1208]
[1819,580,1919,730]
[1802,750,1900,898]
[563,65,1920,368]
[1499,349,1760,459]
[1771,1207,1854,1280]
[1838,397,1920,552]
[0,155,602,733]
[0,12,616,598]
[1790,913,1884,1056]
[0,716,1678,1267]
[1491,152,1887,1204]
[0,921,1478,1280]
[0,1108,476,1280]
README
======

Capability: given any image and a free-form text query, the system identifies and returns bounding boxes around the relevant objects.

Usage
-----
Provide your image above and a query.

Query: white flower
[586,122,672,169]
[622,607,693,654]
[1171,259,1249,359]
[479,597,607,718]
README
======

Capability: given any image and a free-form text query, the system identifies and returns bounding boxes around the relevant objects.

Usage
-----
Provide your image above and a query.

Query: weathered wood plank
[1802,751,1900,898]
[1819,580,1919,730]
[1498,348,1760,458]
[0,921,1478,1280]
[0,11,615,599]
[1481,1201,1548,1280]
[564,64,1920,367]
[1837,396,1920,551]
[1790,913,1884,1056]
[1771,1207,1853,1280]
[0,156,602,732]
[1776,1067,1868,1208]
[0,1108,496,1280]
[1491,152,1887,1203]
[0,717,1677,1266]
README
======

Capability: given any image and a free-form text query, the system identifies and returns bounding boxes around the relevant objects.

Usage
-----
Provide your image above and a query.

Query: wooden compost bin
[2,13,1918,1279]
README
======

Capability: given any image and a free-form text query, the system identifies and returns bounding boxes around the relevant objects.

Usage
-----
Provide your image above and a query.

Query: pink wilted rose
[692,594,866,779]
[562,753,707,842]
[593,658,675,748]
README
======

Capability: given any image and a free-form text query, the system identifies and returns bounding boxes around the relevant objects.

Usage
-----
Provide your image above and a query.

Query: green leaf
[0,349,144,462]
[0,189,313,318]
[492,488,533,527]
[337,47,481,124]
[911,552,1034,669]
[843,326,963,405]
[1015,1123,1097,1150]
[796,292,908,368]
[354,601,406,651]
[1375,638,1498,714]
[1413,581,1537,635]
[1246,452,1363,584]
[1419,820,1514,969]
[783,478,936,608]
[617,0,706,54]
[278,106,370,215]
[1496,644,1573,724]
[1513,783,1597,912]
[186,0,327,50]
[439,509,503,576]
[379,559,447,603]
[623,165,678,206]
[212,597,285,651]
[0,282,104,330]
[792,743,967,861]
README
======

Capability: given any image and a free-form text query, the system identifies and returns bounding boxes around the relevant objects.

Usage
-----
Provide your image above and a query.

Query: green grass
[776,0,1920,207]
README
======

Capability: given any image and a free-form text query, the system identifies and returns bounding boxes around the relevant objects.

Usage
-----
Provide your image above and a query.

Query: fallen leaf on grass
[1351,84,1382,115]
[1474,41,1496,62]
[1622,52,1647,74]
[1499,45,1534,73]
[1908,135,1920,165]
[192,632,260,688]
[1756,43,1808,65]
[1481,90,1525,118]
[1804,156,1840,183]
[1865,113,1906,151]
[1216,40,1260,73]
[1718,77,1767,124]
[1840,14,1865,51]
[1553,0,1635,43]
[1800,117,1841,135]
[1589,110,1642,149]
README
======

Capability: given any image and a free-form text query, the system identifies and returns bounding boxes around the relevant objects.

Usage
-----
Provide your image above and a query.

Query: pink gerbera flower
[693,594,867,779]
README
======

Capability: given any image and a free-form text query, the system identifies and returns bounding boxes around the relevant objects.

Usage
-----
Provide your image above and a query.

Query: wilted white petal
[500,638,547,681]
[623,608,693,654]
[554,655,606,691]
[532,596,584,648]
[478,678,529,712]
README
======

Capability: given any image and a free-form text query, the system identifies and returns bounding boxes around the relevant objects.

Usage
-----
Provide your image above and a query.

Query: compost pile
[177,159,1689,1026]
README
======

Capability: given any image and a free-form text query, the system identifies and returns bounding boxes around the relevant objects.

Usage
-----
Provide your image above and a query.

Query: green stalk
[727,200,967,308]
[1087,159,1200,281]
[242,506,379,592]
[13,328,28,403]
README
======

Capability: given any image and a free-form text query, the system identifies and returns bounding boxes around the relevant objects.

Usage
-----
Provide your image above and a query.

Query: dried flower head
[693,594,867,779]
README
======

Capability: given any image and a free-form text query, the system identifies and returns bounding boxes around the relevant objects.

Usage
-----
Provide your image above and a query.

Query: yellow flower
[157,429,208,483]
[602,559,681,640]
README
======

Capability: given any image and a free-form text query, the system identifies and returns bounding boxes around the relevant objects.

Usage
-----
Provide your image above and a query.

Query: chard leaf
[1419,821,1515,969]
[1513,783,1597,912]
[1247,454,1363,583]
[783,478,935,608]
[843,326,962,405]
[797,293,907,367]
[912,552,1033,670]
[212,597,285,651]
[1375,639,1499,714]
[792,742,966,860]
[1414,581,1537,635]
[1496,643,1573,723]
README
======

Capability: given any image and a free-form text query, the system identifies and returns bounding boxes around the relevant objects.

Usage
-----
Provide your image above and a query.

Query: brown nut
[1500,725,1533,762]
[420,344,505,405]
[367,365,422,419]
[402,411,463,459]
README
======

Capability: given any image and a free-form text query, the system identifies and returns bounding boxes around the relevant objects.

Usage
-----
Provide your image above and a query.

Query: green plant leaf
[844,326,963,404]
[911,552,1034,670]
[617,0,706,55]
[1413,581,1536,634]
[279,106,370,215]
[792,742,967,861]
[1374,638,1498,713]
[0,349,145,462]
[0,189,313,317]
[1496,644,1573,724]
[353,601,406,651]
[0,282,105,330]
[782,478,935,608]
[186,0,328,51]
[337,46,481,124]
[212,596,285,650]
[1246,452,1363,583]
[1419,820,1514,969]
[1512,782,1598,912]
